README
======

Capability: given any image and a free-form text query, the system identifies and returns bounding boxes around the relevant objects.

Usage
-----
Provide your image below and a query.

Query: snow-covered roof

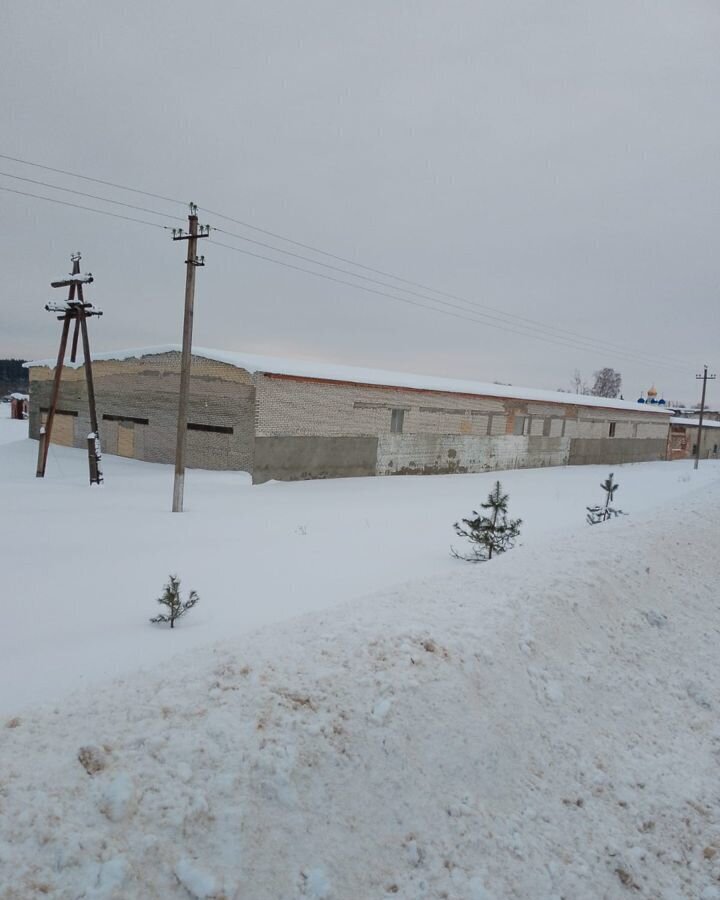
[671,417,720,429]
[25,344,671,415]
[9,392,29,401]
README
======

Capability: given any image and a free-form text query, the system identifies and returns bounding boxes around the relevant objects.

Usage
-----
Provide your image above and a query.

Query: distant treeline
[0,359,29,393]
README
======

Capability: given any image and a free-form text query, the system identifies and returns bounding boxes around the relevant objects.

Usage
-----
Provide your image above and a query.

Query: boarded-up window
[542,418,552,437]
[117,423,135,458]
[41,410,76,447]
[513,415,529,436]
[390,409,404,434]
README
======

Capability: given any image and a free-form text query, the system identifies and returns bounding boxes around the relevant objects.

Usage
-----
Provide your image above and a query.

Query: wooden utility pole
[694,365,717,470]
[37,253,104,483]
[171,204,210,512]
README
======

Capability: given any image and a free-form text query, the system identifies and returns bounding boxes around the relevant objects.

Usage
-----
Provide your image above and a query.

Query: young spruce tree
[150,575,199,628]
[586,472,625,525]
[452,480,522,562]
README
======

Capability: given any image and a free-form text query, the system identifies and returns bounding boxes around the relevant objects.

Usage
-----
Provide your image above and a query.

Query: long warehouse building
[26,346,673,482]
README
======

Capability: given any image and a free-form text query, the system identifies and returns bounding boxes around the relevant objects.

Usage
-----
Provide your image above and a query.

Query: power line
[0,171,185,222]
[1,150,697,373]
[208,238,692,374]
[0,152,185,207]
[213,225,684,372]
[0,150,693,369]
[207,208,694,370]
[0,185,172,230]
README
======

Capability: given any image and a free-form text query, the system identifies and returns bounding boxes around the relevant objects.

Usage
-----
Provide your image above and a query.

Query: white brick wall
[254,375,507,438]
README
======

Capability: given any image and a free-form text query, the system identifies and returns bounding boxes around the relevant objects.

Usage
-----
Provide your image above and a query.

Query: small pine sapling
[586,472,626,524]
[150,575,199,628]
[452,480,522,562]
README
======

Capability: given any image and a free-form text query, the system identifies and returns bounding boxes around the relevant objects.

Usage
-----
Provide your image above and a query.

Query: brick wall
[29,352,256,471]
[255,373,671,477]
[668,424,720,460]
[254,374,507,437]
[28,353,673,479]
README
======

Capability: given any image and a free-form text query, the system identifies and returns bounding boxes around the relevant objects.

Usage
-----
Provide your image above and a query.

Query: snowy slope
[2,481,720,899]
[2,433,718,714]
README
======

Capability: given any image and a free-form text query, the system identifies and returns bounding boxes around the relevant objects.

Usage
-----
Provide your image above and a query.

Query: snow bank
[24,343,670,414]
[2,484,720,898]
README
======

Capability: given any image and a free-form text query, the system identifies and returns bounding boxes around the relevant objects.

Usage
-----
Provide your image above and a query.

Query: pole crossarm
[50,274,94,287]
[45,300,103,315]
[172,224,211,241]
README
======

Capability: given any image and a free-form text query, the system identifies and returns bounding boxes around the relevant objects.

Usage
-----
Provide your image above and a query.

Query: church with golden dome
[637,384,666,406]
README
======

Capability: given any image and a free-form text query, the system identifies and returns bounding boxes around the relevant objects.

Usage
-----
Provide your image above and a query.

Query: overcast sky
[2,1,718,405]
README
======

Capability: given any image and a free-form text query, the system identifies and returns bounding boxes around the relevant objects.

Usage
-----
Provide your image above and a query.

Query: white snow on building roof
[25,344,671,415]
[671,417,720,429]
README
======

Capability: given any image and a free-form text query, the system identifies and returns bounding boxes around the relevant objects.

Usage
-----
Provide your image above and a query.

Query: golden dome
[647,385,658,398]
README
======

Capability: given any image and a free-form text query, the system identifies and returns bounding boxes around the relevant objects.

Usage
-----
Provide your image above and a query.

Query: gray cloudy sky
[2,1,718,404]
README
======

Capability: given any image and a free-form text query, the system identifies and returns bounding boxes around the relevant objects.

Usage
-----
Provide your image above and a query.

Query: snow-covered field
[2,407,720,898]
[1,411,718,715]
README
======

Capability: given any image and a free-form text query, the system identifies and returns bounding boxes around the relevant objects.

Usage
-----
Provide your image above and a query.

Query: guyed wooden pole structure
[171,204,210,512]
[36,253,104,484]
[694,365,716,470]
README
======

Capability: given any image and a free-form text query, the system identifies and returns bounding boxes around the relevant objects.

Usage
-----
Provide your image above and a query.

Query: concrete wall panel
[377,434,570,475]
[568,437,666,466]
[253,435,378,483]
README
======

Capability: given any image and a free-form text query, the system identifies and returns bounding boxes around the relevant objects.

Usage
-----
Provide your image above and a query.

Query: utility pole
[171,204,210,512]
[38,252,103,483]
[694,365,716,470]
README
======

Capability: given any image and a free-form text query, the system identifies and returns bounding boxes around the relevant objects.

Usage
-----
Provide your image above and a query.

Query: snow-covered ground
[1,413,719,715]
[3,409,720,898]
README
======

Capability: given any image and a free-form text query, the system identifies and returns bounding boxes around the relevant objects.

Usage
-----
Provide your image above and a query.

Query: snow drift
[2,481,720,899]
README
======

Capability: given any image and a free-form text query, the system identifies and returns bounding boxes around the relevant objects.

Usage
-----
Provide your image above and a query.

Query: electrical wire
[205,209,694,369]
[212,226,684,372]
[208,238,692,374]
[0,185,172,230]
[0,171,185,222]
[0,150,697,374]
[0,152,185,207]
[0,150,693,369]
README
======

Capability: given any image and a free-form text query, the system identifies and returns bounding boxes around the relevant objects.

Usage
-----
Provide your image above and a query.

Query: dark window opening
[609,422,616,438]
[692,443,698,455]
[390,409,405,434]
[542,418,552,437]
[103,413,149,425]
[187,422,233,434]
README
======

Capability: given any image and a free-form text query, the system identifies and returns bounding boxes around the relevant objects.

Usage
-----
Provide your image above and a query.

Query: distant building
[667,417,720,461]
[669,407,720,423]
[25,346,674,482]
[9,393,28,420]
